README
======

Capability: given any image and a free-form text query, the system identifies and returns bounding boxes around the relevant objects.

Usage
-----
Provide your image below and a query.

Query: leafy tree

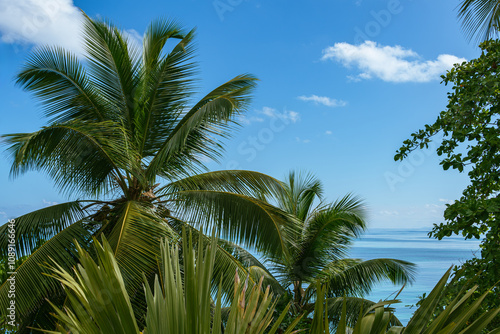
[0,14,297,332]
[395,40,500,331]
[234,171,417,327]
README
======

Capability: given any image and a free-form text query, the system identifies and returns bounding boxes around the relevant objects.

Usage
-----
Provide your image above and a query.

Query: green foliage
[311,268,500,334]
[0,13,298,331]
[252,171,416,328]
[395,39,500,332]
[41,230,300,334]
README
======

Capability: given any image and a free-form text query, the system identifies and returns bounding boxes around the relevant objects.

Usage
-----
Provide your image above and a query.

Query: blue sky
[0,0,480,229]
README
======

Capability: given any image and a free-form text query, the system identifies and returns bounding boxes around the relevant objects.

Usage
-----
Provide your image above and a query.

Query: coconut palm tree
[0,14,296,332]
[232,171,417,326]
[458,0,500,42]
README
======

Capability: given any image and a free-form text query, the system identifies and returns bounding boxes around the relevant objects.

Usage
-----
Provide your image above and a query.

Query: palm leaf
[318,258,416,297]
[291,195,367,282]
[458,0,500,42]
[2,120,131,196]
[171,189,297,259]
[15,46,107,123]
[82,13,140,130]
[0,201,87,257]
[272,170,324,222]
[163,170,285,198]
[0,221,92,325]
[137,24,196,156]
[146,74,258,180]
[41,236,140,334]
[105,200,174,308]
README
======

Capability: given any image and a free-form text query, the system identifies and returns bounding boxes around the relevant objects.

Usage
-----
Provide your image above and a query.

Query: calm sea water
[349,227,481,325]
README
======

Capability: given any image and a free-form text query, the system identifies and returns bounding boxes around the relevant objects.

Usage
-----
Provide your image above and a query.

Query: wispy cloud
[379,210,399,216]
[325,130,332,135]
[298,95,347,108]
[321,41,466,83]
[239,107,300,125]
[239,116,265,125]
[43,199,59,206]
[259,107,300,123]
[295,137,311,144]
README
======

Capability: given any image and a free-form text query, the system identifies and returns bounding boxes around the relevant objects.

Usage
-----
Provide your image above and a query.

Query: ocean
[349,227,482,325]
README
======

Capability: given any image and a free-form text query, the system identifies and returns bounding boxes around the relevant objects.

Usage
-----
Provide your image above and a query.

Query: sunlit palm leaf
[167,218,263,302]
[163,170,285,198]
[172,189,297,258]
[105,200,175,319]
[146,75,258,180]
[41,237,140,334]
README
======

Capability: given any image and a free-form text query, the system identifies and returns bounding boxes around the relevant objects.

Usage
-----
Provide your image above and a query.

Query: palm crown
[246,171,417,324]
[0,15,297,331]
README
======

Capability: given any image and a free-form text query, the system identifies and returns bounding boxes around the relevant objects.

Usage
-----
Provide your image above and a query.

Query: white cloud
[0,0,142,56]
[325,130,332,135]
[258,107,300,123]
[0,0,84,54]
[298,95,347,108]
[321,41,466,83]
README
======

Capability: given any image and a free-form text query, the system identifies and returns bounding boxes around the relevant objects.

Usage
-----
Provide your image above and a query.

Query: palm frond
[0,201,87,257]
[163,170,284,198]
[318,258,416,297]
[2,121,131,196]
[167,218,270,302]
[272,170,323,222]
[15,46,107,123]
[104,200,175,319]
[0,221,92,325]
[82,13,140,130]
[146,74,258,181]
[137,27,197,156]
[458,0,500,42]
[290,195,366,281]
[307,294,402,330]
[171,189,298,259]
